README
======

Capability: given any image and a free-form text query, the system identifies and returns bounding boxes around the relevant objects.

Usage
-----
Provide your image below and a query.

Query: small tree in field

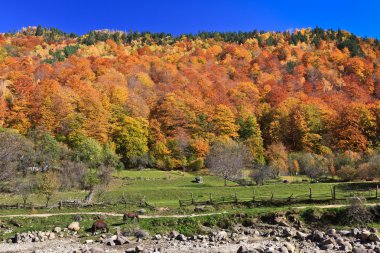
[206,140,247,186]
[15,176,36,207]
[36,171,60,207]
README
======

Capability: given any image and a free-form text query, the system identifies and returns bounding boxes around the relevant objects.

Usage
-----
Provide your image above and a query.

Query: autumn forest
[1,26,380,187]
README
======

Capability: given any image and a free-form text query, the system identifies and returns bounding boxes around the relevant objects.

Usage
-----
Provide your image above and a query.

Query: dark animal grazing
[123,213,140,223]
[92,220,109,235]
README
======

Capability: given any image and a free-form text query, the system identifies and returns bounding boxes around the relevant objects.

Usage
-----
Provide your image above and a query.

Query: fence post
[376,185,378,199]
[333,186,336,201]
[209,193,213,205]
[253,189,255,202]
[191,193,194,205]
[179,200,182,207]
[59,201,62,209]
[235,192,238,204]
[309,188,312,200]
[270,192,274,202]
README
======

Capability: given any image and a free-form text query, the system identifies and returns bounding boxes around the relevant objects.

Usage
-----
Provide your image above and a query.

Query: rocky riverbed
[1,213,380,253]
[2,225,380,253]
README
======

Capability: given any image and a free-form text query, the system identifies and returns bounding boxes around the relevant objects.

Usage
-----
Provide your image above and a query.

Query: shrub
[337,165,357,181]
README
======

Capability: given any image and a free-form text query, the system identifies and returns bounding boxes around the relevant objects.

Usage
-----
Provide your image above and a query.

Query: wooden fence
[0,194,156,211]
[179,185,380,207]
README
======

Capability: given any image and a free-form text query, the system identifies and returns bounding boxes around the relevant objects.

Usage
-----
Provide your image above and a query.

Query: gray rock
[353,245,367,253]
[320,244,334,250]
[176,234,187,241]
[135,230,149,239]
[296,231,308,240]
[89,248,105,253]
[169,231,179,239]
[369,233,380,242]
[312,230,325,241]
[327,228,336,236]
[237,245,249,253]
[125,248,135,253]
[53,227,62,233]
[215,231,228,241]
[284,242,295,253]
[135,245,144,252]
[153,234,162,240]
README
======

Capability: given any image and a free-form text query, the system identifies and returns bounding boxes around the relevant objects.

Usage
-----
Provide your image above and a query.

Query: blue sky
[1,0,379,38]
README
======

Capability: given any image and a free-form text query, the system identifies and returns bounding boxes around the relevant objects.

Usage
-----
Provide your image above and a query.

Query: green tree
[113,116,149,167]
[238,115,265,164]
[35,25,43,36]
[36,171,60,207]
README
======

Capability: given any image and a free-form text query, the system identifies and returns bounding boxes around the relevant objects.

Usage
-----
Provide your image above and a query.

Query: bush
[188,159,204,171]
[337,165,357,181]
[346,197,372,225]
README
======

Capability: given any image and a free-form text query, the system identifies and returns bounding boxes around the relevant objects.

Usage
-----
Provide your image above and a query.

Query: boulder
[53,227,61,233]
[115,235,129,245]
[68,222,80,231]
[135,245,144,252]
[169,231,179,239]
[296,231,308,240]
[135,230,149,239]
[353,245,367,253]
[215,231,228,241]
[237,245,249,253]
[176,234,187,241]
[283,242,295,253]
[369,233,380,242]
[312,230,325,241]
[89,248,104,253]
[327,228,336,236]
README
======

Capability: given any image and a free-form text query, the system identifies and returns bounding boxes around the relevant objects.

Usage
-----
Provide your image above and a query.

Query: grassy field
[0,169,378,214]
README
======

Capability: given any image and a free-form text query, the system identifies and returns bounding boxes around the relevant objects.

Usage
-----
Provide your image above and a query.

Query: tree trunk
[84,188,95,203]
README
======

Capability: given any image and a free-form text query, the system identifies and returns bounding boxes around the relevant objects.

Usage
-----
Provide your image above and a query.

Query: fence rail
[179,184,380,207]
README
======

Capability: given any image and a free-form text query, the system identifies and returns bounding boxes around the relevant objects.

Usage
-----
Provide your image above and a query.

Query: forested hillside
[1,26,380,180]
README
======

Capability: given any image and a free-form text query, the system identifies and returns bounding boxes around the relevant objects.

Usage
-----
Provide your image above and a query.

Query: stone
[125,248,135,253]
[138,209,146,215]
[284,242,295,253]
[237,245,249,253]
[361,230,371,240]
[68,222,80,231]
[135,245,144,252]
[215,231,228,241]
[89,248,105,253]
[115,235,129,245]
[135,230,149,239]
[369,233,380,242]
[296,231,308,240]
[312,230,325,241]
[169,231,179,239]
[327,228,336,236]
[153,234,162,240]
[340,242,353,251]
[280,246,289,253]
[176,234,187,241]
[53,227,61,233]
[353,245,367,253]
[85,239,94,244]
[352,228,361,237]
[320,244,334,250]
[338,230,351,236]
[104,238,115,246]
[48,232,55,240]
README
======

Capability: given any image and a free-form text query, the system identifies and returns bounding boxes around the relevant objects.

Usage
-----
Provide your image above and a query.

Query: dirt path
[0,203,378,219]
[0,211,228,219]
